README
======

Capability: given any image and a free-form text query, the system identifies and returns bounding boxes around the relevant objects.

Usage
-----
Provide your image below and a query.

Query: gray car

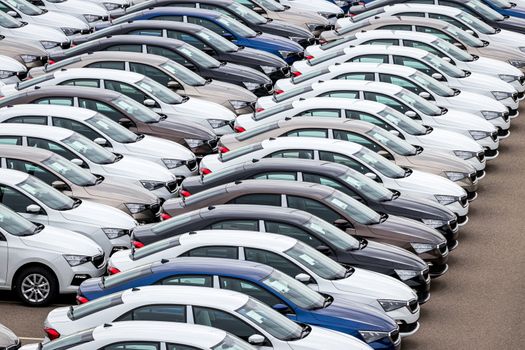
[0,324,19,350]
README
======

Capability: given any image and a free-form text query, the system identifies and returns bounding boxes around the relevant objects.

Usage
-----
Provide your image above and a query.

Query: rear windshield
[237,122,279,141]
[254,103,294,121]
[41,329,94,350]
[274,86,313,103]
[68,292,124,320]
[307,50,344,66]
[102,265,153,289]
[132,236,181,261]
[291,68,330,84]
[221,142,263,162]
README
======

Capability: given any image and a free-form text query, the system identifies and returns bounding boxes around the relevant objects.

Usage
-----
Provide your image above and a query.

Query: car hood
[224,46,288,68]
[2,22,68,43]
[0,324,18,345]
[443,90,508,113]
[58,200,137,228]
[195,80,257,103]
[211,62,272,84]
[241,32,303,52]
[405,148,478,173]
[370,215,446,245]
[21,224,103,255]
[123,135,195,160]
[98,155,176,181]
[155,117,216,140]
[394,169,467,197]
[352,240,428,270]
[417,128,484,152]
[273,9,330,26]
[49,0,108,16]
[0,56,26,72]
[259,19,313,38]
[173,97,236,121]
[466,56,523,76]
[84,179,158,204]
[491,28,525,46]
[435,109,496,132]
[29,10,89,30]
[288,324,371,350]
[454,72,516,93]
[281,0,343,14]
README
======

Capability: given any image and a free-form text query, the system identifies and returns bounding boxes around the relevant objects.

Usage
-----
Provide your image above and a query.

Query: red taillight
[44,327,60,341]
[292,71,302,77]
[200,167,212,175]
[132,240,145,249]
[107,266,121,275]
[274,89,284,95]
[255,108,265,113]
[76,295,89,304]
[160,212,172,221]
[48,59,56,65]
[179,189,191,198]
[305,55,314,60]
[218,146,230,153]
[234,126,246,133]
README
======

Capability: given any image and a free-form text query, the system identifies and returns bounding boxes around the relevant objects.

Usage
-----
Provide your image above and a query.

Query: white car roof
[0,123,75,140]
[385,3,464,16]
[326,62,418,78]
[0,104,97,120]
[260,136,363,154]
[308,79,403,95]
[356,29,445,44]
[51,68,144,84]
[289,97,388,114]
[0,169,30,185]
[343,44,428,60]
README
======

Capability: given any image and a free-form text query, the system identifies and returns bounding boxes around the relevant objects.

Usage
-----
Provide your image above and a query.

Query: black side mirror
[316,245,332,256]
[333,218,353,230]
[118,117,132,127]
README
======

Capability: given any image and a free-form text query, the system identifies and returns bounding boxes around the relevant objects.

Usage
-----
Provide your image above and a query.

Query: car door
[318,150,380,180]
[145,45,199,73]
[103,80,159,109]
[166,30,216,57]
[0,184,49,225]
[391,55,440,77]
[0,228,8,286]
[331,129,394,159]
[26,137,88,168]
[284,195,346,225]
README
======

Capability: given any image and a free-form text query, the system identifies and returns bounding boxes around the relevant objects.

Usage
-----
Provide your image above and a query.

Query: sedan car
[0,324,19,349]
[277,0,344,24]
[0,203,105,305]
[0,86,219,156]
[0,104,199,179]
[0,36,49,68]
[25,0,110,27]
[45,286,375,349]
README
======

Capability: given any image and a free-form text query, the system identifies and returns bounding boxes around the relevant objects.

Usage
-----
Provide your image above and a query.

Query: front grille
[449,219,458,232]
[476,151,485,162]
[61,41,71,49]
[186,159,197,171]
[512,92,518,102]
[490,131,498,142]
[16,71,27,80]
[476,170,485,178]
[438,242,448,255]
[502,112,510,122]
[519,75,525,85]
[422,269,429,282]
[336,13,345,18]
[459,195,468,207]
[497,127,510,137]
[389,329,400,344]
[264,83,274,92]
[408,299,419,313]
[468,172,477,182]
[92,253,105,269]
[484,148,498,157]
[166,180,179,193]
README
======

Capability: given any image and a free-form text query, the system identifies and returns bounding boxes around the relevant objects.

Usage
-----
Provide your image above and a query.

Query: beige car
[0,37,48,69]
[29,51,257,115]
[0,145,162,223]
[219,117,479,194]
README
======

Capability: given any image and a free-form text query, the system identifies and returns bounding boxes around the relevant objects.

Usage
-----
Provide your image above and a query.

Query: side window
[286,195,343,223]
[116,305,186,322]
[406,0,435,3]
[51,117,103,141]
[6,159,62,187]
[0,185,39,213]
[439,0,476,16]
[245,248,305,277]
[146,46,192,67]
[379,73,423,94]
[105,44,143,53]
[187,17,228,35]
[348,54,388,63]
[229,194,282,206]
[158,275,213,287]
[320,91,359,99]
[104,80,149,104]
[362,39,400,45]
[27,137,78,161]
[199,4,230,16]
[396,11,425,17]
[336,72,375,81]
[167,31,210,51]
[297,109,340,118]
[332,130,384,152]
[284,129,327,138]
[78,99,127,123]
[35,97,74,106]
[209,220,259,231]
[302,173,359,198]
[392,56,437,76]
[252,172,297,181]
[265,221,324,248]
[0,136,22,145]
[428,13,470,31]
[166,345,200,350]
[345,110,393,130]
[415,26,456,43]
[377,25,413,31]
[129,29,163,37]
[182,246,239,259]
[151,15,184,21]
[102,342,160,350]
[363,92,409,113]
[193,307,262,342]
[129,63,172,86]
[4,116,47,125]
[219,277,283,307]
[266,150,314,159]
[60,79,99,88]
[318,151,369,175]
[85,61,125,70]
[403,40,441,56]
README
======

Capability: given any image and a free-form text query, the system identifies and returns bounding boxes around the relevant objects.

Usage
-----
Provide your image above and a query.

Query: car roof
[285,97,386,114]
[0,104,97,120]
[259,135,363,153]
[310,79,403,94]
[0,145,54,161]
[345,44,428,58]
[326,62,416,76]
[78,51,170,66]
[0,169,30,185]
[387,3,463,15]
[276,117,375,131]
[118,19,207,32]
[197,203,313,223]
[0,123,75,139]
[357,29,442,43]
[0,86,122,103]
[126,6,223,18]
[92,34,185,48]
[53,67,145,84]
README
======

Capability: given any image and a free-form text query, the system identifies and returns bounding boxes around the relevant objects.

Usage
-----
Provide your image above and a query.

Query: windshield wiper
[32,223,45,235]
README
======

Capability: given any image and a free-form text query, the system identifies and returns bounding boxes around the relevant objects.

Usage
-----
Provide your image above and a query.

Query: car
[0,36,49,68]
[0,168,137,256]
[72,20,291,82]
[0,86,219,156]
[274,62,511,135]
[475,0,525,18]
[88,0,131,16]
[0,0,91,37]
[0,324,19,349]
[50,35,274,98]
[22,321,260,350]
[130,205,433,298]
[123,0,315,46]
[0,145,161,223]
[112,7,305,63]
[0,123,180,200]
[0,104,199,179]
[291,45,520,117]
[0,55,27,84]
[277,0,344,24]
[255,81,498,164]
[78,258,406,347]
[198,139,470,222]
[0,203,106,305]
[25,0,110,28]
[235,97,487,177]
[30,51,258,115]
[44,286,376,349]
[108,231,420,328]
[1,68,237,136]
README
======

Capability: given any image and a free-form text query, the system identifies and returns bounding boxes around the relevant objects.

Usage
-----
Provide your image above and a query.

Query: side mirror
[70,158,84,167]
[248,334,265,345]
[26,204,42,214]
[252,6,264,14]
[441,56,452,63]
[94,137,108,146]
[6,10,18,17]
[118,117,132,127]
[418,91,431,99]
[333,218,353,230]
[431,73,444,81]
[316,245,332,255]
[51,180,68,191]
[364,172,377,180]
[272,303,290,313]
[377,150,393,160]
[349,4,365,13]
[294,273,312,283]
[404,110,417,118]
[167,80,183,90]
[143,99,156,107]
[465,29,475,35]
[389,129,400,137]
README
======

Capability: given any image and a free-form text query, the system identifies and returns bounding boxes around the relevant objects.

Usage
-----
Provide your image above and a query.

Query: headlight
[394,269,419,281]
[20,54,38,63]
[410,242,435,254]
[229,100,250,110]
[84,14,102,23]
[208,119,228,128]
[434,194,458,205]
[40,41,60,49]
[421,219,448,228]
[243,81,261,91]
[140,180,165,191]
[498,74,518,83]
[491,91,512,100]
[306,23,322,31]
[453,150,476,160]
[445,171,467,182]
[358,330,390,344]
[63,254,90,267]
[103,2,121,10]
[125,203,148,214]
[0,70,16,79]
[162,158,185,169]
[278,50,295,59]
[469,130,490,140]
[377,299,407,312]
[102,228,129,239]
[260,65,278,74]
[481,111,503,120]
[184,138,205,148]
[61,27,78,36]
[508,59,525,68]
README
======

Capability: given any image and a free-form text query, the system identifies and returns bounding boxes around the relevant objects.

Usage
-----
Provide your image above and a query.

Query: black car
[49,35,274,96]
[0,86,219,155]
[181,158,459,246]
[73,20,290,80]
[122,0,316,46]
[133,204,431,303]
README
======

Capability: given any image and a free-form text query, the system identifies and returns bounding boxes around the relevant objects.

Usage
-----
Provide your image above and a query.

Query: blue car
[113,7,305,63]
[480,0,525,19]
[78,258,401,349]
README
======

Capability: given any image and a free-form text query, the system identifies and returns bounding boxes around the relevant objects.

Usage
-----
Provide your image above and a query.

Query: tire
[14,266,58,306]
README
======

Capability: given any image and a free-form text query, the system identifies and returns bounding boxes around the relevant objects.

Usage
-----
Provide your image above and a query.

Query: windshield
[43,154,97,186]
[328,193,381,224]
[212,334,256,350]
[366,127,417,156]
[466,0,505,21]
[112,96,160,123]
[17,176,75,210]
[340,170,393,202]
[262,269,324,309]
[378,107,427,135]
[0,204,37,236]
[421,53,466,78]
[136,77,184,104]
[431,38,474,62]
[490,0,512,8]
[0,10,22,28]
[257,0,285,11]
[217,14,258,37]
[85,114,138,143]
[456,12,496,34]
[395,89,442,116]
[306,217,360,250]
[179,43,221,69]
[195,28,239,53]
[443,25,484,47]
[410,71,455,97]
[5,0,44,15]
[228,2,267,24]
[285,242,346,279]
[236,299,303,341]
[161,60,207,86]
[354,147,406,178]
[61,133,117,165]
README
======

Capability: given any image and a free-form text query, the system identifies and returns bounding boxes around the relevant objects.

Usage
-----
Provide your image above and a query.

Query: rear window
[274,86,313,103]
[319,35,356,50]
[307,50,344,66]
[237,122,279,141]
[42,328,94,350]
[221,142,263,162]
[102,265,153,289]
[68,292,124,320]
[291,68,330,84]
[254,103,294,121]
[132,236,181,261]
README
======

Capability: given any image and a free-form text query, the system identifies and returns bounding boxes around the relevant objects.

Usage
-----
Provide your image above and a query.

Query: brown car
[219,117,479,196]
[0,145,161,223]
[162,179,449,275]
[0,37,48,69]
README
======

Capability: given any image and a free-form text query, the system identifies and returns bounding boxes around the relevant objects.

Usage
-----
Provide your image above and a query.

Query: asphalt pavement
[1,104,524,348]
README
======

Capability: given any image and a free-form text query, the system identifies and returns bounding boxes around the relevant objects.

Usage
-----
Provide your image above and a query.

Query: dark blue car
[113,7,305,63]
[78,258,401,349]
[479,0,525,19]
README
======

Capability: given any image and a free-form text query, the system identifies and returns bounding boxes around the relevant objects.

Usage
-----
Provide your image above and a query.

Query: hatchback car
[25,0,110,27]
[0,203,106,305]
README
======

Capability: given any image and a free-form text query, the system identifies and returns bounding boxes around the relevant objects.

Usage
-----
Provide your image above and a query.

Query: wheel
[14,266,58,306]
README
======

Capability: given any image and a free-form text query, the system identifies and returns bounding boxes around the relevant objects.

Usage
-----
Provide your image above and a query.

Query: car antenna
[208,205,215,210]
[252,158,259,163]
[161,258,169,264]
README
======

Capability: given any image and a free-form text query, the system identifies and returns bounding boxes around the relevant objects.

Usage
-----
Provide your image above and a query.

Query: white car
[0,203,105,306]
[43,286,374,350]
[292,45,520,115]
[256,80,498,163]
[307,28,525,95]
[26,0,110,27]
[0,68,236,135]
[0,104,199,178]
[275,62,510,136]
[0,124,180,200]
[22,322,259,350]
[0,169,136,256]
[0,54,26,84]
[0,10,70,53]
[199,138,470,217]
[109,231,420,327]
[87,0,130,16]
[278,0,344,24]
[0,0,90,38]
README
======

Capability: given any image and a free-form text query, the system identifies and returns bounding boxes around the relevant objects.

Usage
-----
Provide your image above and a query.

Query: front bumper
[385,301,420,327]
[60,260,105,294]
